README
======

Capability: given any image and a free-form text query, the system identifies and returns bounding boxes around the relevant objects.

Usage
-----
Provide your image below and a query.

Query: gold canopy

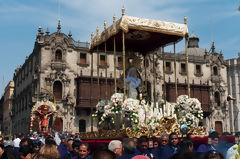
[89,15,188,53]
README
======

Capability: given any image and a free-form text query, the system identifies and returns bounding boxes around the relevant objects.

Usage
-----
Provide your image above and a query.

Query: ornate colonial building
[3,81,14,135]
[11,21,230,135]
[226,54,240,133]
[12,23,90,133]
[158,34,230,135]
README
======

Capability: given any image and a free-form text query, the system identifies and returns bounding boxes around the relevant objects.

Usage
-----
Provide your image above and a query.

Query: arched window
[79,119,86,132]
[213,66,218,75]
[55,50,62,61]
[53,81,62,100]
[214,91,220,106]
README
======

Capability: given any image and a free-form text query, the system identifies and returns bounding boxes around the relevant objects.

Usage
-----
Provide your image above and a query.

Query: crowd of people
[0,131,237,159]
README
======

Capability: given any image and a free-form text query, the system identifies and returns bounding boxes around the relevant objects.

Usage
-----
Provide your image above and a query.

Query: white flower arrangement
[175,95,203,128]
[94,93,200,131]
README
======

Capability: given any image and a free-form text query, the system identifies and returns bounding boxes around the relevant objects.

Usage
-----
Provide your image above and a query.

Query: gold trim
[174,42,178,98]
[123,31,126,99]
[90,16,188,51]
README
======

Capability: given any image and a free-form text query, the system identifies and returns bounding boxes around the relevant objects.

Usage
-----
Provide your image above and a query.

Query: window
[100,55,106,66]
[79,119,86,132]
[55,50,62,61]
[181,63,186,73]
[80,53,87,64]
[213,66,218,75]
[118,56,122,67]
[196,65,201,74]
[214,92,220,106]
[53,81,62,100]
[166,62,171,72]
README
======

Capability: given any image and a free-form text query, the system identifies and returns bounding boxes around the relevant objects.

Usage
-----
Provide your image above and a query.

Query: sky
[0,0,239,95]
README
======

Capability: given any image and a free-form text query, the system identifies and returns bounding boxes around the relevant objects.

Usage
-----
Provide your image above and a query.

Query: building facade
[11,22,230,135]
[158,34,230,135]
[2,81,14,135]
[226,55,240,133]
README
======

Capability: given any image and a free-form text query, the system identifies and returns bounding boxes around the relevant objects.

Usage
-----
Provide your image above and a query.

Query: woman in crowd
[37,136,60,159]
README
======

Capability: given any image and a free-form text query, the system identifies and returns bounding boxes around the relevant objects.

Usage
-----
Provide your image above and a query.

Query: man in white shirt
[13,133,24,149]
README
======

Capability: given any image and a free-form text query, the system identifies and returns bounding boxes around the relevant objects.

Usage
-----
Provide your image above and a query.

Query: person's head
[45,136,56,146]
[0,144,4,156]
[122,138,136,154]
[4,136,9,141]
[38,144,60,159]
[92,150,116,159]
[67,139,73,152]
[160,134,169,146]
[20,133,25,140]
[179,139,193,153]
[186,133,194,139]
[204,150,224,159]
[20,138,28,147]
[72,140,81,155]
[108,140,122,157]
[19,146,32,159]
[60,136,66,145]
[169,132,179,147]
[153,139,159,148]
[132,137,138,144]
[209,132,219,147]
[137,136,149,153]
[33,132,38,138]
[79,143,90,159]
[32,141,41,153]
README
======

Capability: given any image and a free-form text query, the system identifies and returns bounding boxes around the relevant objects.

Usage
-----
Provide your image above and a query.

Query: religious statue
[126,67,141,99]
[36,109,54,132]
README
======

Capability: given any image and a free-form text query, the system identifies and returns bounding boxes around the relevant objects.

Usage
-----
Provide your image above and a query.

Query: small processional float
[29,100,57,135]
[80,7,206,139]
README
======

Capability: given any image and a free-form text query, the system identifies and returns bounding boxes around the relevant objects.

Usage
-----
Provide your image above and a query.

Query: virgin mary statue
[126,67,141,99]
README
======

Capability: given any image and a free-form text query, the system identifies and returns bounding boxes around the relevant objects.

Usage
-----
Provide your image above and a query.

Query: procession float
[78,7,207,140]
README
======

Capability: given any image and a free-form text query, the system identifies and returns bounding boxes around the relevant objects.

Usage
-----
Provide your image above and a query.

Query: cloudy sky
[0,0,239,95]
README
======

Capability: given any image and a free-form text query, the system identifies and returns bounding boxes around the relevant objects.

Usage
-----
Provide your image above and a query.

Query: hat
[132,155,150,159]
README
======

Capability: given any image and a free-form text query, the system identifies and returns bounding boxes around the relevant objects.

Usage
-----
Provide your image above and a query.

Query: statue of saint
[126,67,141,99]
[36,109,54,132]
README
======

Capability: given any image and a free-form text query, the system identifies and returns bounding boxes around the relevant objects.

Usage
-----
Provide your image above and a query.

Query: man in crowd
[197,131,219,152]
[160,134,169,147]
[58,136,68,159]
[134,136,154,159]
[151,134,169,158]
[19,146,32,159]
[13,133,24,152]
[108,140,122,158]
[62,138,73,159]
[159,132,179,159]
[64,140,81,159]
[79,142,91,159]
[119,138,136,159]
[0,144,8,159]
